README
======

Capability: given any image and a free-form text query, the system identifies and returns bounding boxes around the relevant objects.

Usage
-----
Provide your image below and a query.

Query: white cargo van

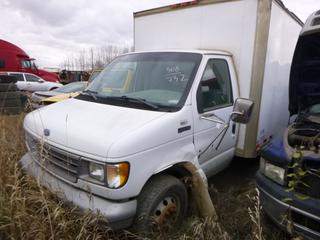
[20,0,302,232]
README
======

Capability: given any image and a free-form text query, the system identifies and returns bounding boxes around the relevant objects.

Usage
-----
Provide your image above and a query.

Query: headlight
[88,162,130,188]
[106,163,129,189]
[260,158,285,185]
[89,162,105,182]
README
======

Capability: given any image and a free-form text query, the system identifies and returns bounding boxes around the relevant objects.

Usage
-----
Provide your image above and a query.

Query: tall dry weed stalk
[0,114,115,240]
[248,188,264,240]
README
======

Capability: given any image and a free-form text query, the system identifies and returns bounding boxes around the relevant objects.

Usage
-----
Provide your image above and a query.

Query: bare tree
[60,45,132,71]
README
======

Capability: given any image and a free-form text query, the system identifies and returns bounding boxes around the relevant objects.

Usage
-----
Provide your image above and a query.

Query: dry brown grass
[0,113,285,240]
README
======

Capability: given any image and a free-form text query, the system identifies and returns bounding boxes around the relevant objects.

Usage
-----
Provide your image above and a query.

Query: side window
[21,60,31,69]
[9,73,24,82]
[197,59,233,113]
[0,59,5,68]
[25,74,40,82]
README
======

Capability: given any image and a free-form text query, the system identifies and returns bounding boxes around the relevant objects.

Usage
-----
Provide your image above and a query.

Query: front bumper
[19,152,137,230]
[256,172,320,240]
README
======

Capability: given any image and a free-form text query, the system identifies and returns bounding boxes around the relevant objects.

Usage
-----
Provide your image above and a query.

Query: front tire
[133,174,188,235]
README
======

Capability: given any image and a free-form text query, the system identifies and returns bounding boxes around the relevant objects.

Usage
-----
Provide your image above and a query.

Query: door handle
[200,112,226,125]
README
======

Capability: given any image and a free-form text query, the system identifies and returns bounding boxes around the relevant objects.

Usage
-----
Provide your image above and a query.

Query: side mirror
[38,79,45,83]
[231,98,254,124]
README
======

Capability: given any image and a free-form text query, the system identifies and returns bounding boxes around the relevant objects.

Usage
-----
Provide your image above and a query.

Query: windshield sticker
[165,66,188,83]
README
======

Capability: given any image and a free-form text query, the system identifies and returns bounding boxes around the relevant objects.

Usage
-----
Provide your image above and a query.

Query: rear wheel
[133,174,188,235]
[0,92,21,100]
[0,98,21,108]
[0,83,18,92]
[0,106,23,115]
[0,75,17,83]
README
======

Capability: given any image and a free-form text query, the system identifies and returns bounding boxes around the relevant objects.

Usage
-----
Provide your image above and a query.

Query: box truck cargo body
[20,0,303,231]
[135,0,302,158]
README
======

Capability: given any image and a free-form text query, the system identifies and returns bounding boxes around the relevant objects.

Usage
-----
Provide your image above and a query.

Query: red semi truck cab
[0,39,60,82]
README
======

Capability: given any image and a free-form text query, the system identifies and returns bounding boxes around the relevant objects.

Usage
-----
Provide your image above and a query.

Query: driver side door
[192,56,238,177]
[24,73,43,91]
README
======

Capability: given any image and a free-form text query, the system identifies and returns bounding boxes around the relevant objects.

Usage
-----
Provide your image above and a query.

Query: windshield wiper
[108,96,159,110]
[82,89,98,101]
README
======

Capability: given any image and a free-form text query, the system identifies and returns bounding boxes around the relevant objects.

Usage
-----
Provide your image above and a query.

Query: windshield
[84,52,202,111]
[56,81,87,93]
[21,60,31,69]
[21,59,37,69]
[30,59,38,69]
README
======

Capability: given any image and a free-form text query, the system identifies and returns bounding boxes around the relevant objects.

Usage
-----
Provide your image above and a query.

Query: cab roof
[126,49,232,57]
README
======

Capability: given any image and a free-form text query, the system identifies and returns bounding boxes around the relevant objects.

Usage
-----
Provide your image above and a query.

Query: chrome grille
[40,145,80,183]
[26,132,81,183]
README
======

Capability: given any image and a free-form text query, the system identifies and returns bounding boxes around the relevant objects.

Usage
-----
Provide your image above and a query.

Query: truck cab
[0,39,60,82]
[257,10,320,240]
[21,50,246,230]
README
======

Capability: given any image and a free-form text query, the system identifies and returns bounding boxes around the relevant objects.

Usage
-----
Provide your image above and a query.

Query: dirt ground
[207,158,289,240]
[209,157,260,191]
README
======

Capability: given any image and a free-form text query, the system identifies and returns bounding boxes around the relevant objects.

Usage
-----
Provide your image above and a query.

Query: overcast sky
[1,0,320,68]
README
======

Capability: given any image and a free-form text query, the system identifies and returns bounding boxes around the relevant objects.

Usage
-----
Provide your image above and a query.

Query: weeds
[0,113,284,239]
[248,189,263,240]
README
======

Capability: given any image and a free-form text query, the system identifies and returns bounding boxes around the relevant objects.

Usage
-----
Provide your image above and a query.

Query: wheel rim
[153,195,180,227]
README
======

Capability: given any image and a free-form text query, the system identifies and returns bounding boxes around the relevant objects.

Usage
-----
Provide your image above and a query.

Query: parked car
[31,81,88,108]
[256,10,320,240]
[19,0,302,231]
[0,72,62,92]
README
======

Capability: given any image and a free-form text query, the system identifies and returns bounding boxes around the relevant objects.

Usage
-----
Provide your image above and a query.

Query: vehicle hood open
[24,98,167,158]
[289,32,320,115]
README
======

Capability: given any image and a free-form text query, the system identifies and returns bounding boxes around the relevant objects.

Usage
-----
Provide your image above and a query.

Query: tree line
[60,45,133,72]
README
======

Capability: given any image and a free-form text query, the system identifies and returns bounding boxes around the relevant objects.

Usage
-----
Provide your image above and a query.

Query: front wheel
[133,174,188,235]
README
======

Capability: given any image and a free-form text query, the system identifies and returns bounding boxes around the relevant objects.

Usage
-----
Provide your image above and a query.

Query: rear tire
[0,83,18,92]
[0,92,21,100]
[0,106,23,115]
[0,75,17,83]
[133,174,188,235]
[0,98,21,108]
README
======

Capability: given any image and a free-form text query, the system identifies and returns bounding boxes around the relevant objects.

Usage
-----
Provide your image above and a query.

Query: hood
[37,69,60,82]
[289,24,320,115]
[24,98,167,159]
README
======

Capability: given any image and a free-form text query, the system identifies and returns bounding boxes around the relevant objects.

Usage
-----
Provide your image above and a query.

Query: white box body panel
[135,0,257,101]
[134,0,302,155]
[257,1,302,146]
